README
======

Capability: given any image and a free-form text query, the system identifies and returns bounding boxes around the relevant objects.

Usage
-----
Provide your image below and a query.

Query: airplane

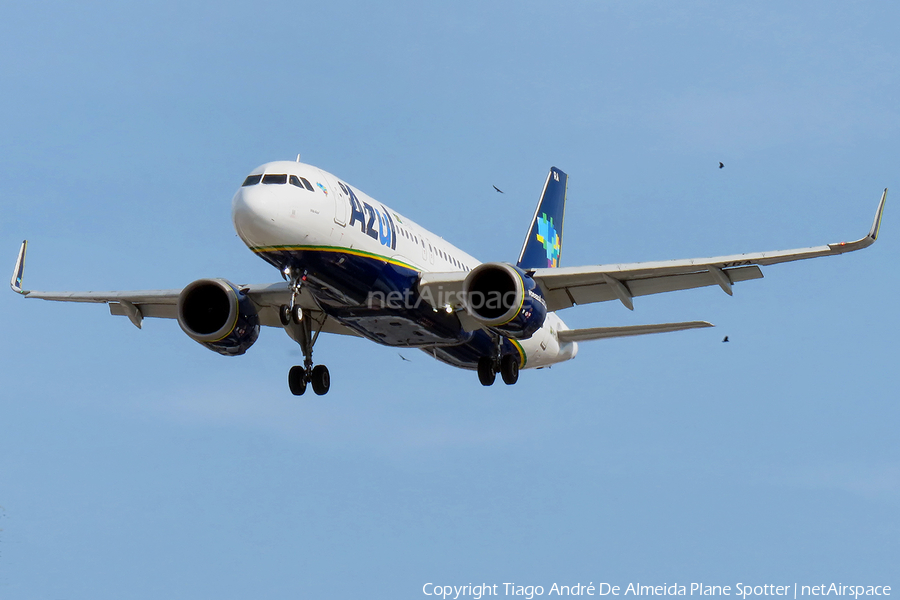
[10,159,887,395]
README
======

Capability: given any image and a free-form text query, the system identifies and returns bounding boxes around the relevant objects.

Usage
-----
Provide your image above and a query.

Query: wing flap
[544,265,763,310]
[109,302,178,320]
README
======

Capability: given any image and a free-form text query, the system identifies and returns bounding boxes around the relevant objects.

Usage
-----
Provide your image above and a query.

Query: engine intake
[177,278,260,356]
[462,263,547,339]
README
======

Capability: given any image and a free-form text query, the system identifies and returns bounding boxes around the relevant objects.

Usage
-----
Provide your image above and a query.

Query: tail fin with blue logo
[516,167,568,269]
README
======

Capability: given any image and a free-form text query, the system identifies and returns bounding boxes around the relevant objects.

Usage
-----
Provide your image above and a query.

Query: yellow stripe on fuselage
[250,244,419,271]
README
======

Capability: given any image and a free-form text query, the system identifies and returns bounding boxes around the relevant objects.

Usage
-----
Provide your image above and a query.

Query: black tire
[477,357,496,386]
[288,365,307,396]
[291,305,304,324]
[279,305,291,326]
[500,355,519,385]
[311,364,330,395]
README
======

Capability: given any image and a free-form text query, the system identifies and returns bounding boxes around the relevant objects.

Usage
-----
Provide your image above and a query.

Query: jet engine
[462,263,547,339]
[177,278,260,356]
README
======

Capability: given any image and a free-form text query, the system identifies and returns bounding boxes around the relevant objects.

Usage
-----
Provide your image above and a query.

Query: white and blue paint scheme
[10,159,887,395]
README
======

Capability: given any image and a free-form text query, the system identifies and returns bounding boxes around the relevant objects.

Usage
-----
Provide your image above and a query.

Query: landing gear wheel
[500,355,519,385]
[477,357,496,386]
[311,365,330,395]
[291,305,304,323]
[279,305,291,326]
[288,365,307,396]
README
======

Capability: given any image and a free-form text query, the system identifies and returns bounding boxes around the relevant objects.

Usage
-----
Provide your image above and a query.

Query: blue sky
[1,1,898,598]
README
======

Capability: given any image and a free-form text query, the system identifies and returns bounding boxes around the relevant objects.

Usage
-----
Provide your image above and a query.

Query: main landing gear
[289,363,330,396]
[477,335,519,386]
[280,267,330,396]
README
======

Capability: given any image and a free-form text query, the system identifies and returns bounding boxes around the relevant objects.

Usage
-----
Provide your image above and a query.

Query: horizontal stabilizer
[557,320,713,343]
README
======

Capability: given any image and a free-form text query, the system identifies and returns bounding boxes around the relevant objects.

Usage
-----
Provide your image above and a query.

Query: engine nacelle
[177,278,260,356]
[462,262,547,339]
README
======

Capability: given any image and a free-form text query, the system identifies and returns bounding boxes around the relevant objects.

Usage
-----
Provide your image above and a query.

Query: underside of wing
[10,242,357,337]
[534,188,887,311]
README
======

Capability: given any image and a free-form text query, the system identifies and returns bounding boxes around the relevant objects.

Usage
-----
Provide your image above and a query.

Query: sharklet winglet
[10,240,28,295]
[868,188,887,241]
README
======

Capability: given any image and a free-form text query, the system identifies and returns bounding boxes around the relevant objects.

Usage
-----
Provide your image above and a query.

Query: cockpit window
[242,174,262,186]
[288,175,317,192]
[262,174,288,185]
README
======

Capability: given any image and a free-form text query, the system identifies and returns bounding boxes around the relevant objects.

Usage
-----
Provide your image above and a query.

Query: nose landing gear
[279,266,306,326]
[281,267,330,396]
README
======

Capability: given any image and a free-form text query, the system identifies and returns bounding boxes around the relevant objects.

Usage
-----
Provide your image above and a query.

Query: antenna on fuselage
[296,154,301,162]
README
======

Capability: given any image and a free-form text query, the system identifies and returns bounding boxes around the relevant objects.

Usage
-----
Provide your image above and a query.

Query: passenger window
[242,174,262,186]
[301,177,314,191]
[262,174,288,184]
[289,175,304,188]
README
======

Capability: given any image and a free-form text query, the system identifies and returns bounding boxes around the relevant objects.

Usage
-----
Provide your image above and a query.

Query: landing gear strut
[280,267,330,396]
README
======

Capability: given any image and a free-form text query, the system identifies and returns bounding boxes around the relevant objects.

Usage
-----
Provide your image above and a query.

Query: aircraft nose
[232,185,281,248]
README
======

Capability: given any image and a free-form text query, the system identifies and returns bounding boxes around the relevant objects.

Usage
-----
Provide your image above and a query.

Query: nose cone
[232,185,283,249]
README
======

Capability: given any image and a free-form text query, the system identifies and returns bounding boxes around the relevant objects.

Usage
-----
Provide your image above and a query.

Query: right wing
[9,241,358,336]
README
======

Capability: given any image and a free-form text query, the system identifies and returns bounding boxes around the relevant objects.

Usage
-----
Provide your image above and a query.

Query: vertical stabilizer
[516,167,568,269]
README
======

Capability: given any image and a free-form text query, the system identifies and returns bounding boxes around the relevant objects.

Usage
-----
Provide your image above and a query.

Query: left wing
[535,188,885,311]
[419,188,886,312]
[9,241,357,336]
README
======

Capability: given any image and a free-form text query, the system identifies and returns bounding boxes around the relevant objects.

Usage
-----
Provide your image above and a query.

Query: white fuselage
[231,161,577,370]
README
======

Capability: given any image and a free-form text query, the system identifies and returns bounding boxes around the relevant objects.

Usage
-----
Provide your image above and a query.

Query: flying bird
[492,185,504,193]
[398,353,412,362]
[722,336,729,343]
[719,162,725,169]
